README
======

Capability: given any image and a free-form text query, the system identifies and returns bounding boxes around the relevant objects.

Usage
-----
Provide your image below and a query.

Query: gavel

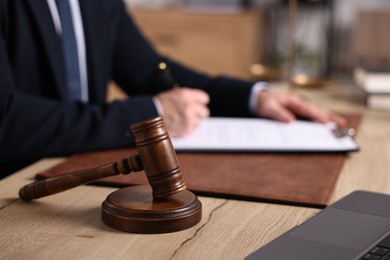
[18,117,202,233]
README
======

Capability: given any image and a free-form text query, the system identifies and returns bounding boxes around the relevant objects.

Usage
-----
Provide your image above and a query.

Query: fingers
[285,95,347,126]
[329,113,347,127]
[156,88,210,137]
[261,98,295,122]
[256,90,347,126]
[256,90,295,123]
[285,95,331,123]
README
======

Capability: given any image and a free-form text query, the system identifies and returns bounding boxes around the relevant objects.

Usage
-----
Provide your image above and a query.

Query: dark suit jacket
[0,0,255,173]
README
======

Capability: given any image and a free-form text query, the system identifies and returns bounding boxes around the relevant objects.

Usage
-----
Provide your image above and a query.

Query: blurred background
[117,0,390,92]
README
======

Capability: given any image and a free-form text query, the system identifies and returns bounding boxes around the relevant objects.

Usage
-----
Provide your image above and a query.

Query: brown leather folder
[37,115,360,208]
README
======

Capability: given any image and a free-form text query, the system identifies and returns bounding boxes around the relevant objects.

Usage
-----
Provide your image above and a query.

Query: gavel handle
[19,155,143,201]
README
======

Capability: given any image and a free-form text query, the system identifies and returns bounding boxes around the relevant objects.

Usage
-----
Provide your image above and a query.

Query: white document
[171,117,358,152]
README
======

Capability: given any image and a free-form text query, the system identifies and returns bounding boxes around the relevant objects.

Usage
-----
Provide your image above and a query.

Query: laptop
[246,190,390,260]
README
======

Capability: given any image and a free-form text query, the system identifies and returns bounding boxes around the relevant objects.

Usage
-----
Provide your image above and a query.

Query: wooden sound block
[102,185,202,233]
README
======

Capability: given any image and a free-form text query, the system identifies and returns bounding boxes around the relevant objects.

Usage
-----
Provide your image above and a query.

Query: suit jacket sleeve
[0,0,255,164]
[0,32,159,161]
[111,2,256,117]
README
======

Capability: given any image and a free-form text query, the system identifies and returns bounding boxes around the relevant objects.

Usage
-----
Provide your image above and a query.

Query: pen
[157,61,179,89]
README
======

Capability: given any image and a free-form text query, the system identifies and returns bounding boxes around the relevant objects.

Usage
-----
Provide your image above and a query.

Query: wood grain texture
[1,84,389,259]
[19,117,187,201]
[36,114,360,208]
[0,173,317,259]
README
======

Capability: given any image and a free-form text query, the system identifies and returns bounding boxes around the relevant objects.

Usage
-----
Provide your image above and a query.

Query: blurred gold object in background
[250,63,286,81]
[289,74,336,89]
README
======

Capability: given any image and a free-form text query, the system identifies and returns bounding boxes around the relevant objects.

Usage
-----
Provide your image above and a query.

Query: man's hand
[156,87,210,137]
[255,89,346,127]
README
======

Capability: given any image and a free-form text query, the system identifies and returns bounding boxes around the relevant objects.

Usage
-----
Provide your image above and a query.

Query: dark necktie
[56,0,82,101]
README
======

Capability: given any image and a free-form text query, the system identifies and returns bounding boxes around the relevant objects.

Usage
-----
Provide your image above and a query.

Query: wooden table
[1,85,389,259]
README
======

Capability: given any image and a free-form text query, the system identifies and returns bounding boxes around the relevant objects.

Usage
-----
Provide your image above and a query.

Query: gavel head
[130,117,187,199]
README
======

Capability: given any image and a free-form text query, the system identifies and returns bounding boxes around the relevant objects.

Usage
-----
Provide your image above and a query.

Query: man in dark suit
[0,0,344,176]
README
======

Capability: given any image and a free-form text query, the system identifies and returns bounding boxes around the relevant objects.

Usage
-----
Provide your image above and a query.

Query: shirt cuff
[249,82,271,114]
[152,97,164,115]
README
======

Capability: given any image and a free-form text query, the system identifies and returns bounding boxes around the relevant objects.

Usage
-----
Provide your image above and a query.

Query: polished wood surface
[102,185,202,234]
[17,117,202,234]
[130,117,187,199]
[19,117,186,201]
[1,84,390,259]
[18,154,142,201]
